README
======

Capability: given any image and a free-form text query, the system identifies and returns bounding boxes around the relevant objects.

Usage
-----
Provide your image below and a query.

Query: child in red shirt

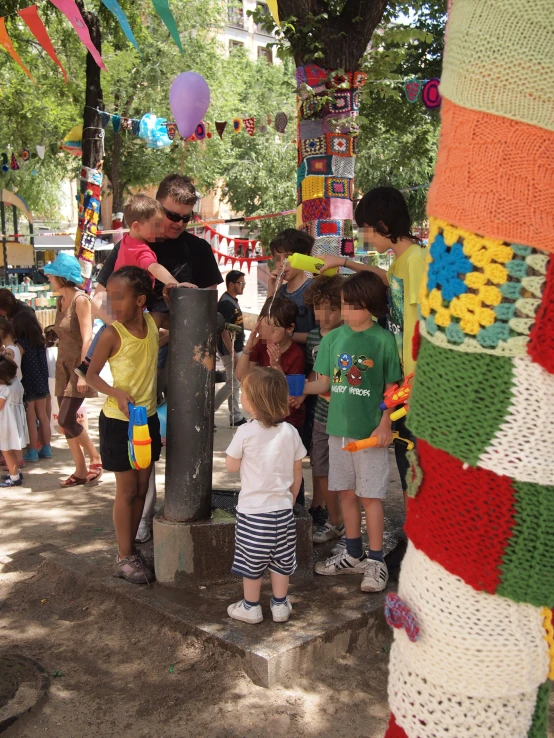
[237,295,306,430]
[115,195,177,287]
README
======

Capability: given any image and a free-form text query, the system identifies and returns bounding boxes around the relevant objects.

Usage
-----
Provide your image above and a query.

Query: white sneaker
[270,598,292,623]
[227,599,263,624]
[135,519,152,544]
[331,535,347,554]
[314,550,367,576]
[361,559,389,592]
[313,521,345,544]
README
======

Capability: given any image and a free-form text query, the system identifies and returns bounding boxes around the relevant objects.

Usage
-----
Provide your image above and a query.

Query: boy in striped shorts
[225,367,306,624]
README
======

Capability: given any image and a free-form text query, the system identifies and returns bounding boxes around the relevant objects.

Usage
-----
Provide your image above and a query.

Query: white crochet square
[478,355,554,486]
[331,156,355,178]
[392,543,550,699]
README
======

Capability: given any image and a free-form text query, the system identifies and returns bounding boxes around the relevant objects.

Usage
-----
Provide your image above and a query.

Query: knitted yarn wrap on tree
[405,440,554,609]
[427,100,554,255]
[440,0,554,132]
[385,1,554,735]
[390,543,551,699]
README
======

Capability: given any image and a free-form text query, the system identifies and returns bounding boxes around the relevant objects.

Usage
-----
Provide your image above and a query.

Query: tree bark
[278,0,389,70]
[78,2,104,171]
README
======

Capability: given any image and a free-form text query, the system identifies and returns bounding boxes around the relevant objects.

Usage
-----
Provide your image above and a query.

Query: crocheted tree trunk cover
[294,66,366,259]
[385,1,554,735]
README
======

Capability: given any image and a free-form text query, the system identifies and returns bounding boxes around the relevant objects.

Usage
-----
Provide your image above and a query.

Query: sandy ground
[0,394,400,738]
[1,394,552,738]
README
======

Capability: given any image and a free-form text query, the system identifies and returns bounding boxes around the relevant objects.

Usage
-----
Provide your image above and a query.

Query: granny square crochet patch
[325,176,351,199]
[316,220,341,236]
[305,155,333,175]
[301,136,326,159]
[329,91,352,114]
[326,133,352,156]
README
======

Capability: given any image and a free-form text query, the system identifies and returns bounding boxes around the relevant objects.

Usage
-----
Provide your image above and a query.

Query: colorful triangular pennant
[100,0,141,54]
[243,117,255,136]
[0,18,35,81]
[10,154,20,171]
[18,5,68,82]
[151,0,183,53]
[111,114,121,133]
[215,121,227,139]
[36,145,45,160]
[49,0,107,71]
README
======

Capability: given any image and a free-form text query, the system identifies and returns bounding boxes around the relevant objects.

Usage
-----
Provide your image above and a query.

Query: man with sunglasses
[95,174,222,312]
[92,174,222,544]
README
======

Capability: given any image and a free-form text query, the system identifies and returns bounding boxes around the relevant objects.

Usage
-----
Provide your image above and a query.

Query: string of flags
[0,0,183,82]
[90,106,295,146]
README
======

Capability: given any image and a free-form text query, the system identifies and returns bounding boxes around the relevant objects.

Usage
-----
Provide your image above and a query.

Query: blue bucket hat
[44,252,83,285]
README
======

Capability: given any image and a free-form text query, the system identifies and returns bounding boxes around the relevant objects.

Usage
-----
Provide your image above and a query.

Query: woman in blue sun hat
[44,253,102,487]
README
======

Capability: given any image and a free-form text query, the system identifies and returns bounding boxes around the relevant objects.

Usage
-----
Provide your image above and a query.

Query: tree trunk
[280,0,389,259]
[74,1,104,289]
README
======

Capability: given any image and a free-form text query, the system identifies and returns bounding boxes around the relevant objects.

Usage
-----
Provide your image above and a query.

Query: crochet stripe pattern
[385,1,554,735]
[440,0,554,132]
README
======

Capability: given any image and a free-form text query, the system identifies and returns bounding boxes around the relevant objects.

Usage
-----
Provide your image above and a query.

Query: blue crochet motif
[425,314,438,335]
[477,323,511,348]
[427,234,473,302]
[445,322,465,344]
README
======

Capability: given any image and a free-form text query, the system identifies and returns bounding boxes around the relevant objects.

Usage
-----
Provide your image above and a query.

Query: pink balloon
[169,72,211,139]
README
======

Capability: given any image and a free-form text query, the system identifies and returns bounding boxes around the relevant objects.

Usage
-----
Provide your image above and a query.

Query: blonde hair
[241,367,289,428]
[123,194,164,226]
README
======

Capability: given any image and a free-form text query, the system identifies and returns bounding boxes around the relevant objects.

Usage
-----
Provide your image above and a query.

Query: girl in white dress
[0,356,29,488]
[0,317,22,379]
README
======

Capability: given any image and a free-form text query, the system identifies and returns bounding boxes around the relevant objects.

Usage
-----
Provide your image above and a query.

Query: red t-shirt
[114,233,157,283]
[249,341,306,428]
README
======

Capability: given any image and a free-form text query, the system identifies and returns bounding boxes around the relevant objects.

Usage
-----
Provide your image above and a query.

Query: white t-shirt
[226,420,307,514]
[4,344,22,380]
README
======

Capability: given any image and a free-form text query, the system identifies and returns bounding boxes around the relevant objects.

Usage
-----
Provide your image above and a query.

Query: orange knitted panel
[427,100,554,254]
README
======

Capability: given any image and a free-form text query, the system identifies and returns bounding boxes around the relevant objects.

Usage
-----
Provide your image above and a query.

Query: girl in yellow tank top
[87,266,163,584]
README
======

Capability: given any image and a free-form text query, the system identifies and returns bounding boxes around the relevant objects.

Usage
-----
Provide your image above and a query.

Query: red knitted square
[528,254,554,374]
[405,440,516,595]
[384,714,409,738]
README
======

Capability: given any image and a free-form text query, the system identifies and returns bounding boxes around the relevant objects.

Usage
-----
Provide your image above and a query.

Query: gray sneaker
[135,519,152,544]
[313,521,345,544]
[113,553,155,584]
[361,559,388,592]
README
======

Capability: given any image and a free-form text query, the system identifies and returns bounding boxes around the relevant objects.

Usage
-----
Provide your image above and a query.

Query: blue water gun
[128,404,152,470]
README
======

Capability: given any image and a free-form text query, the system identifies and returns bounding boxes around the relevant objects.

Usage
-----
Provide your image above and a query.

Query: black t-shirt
[217,292,244,355]
[97,231,223,310]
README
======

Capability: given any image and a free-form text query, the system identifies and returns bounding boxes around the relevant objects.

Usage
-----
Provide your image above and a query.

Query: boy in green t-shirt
[304,272,401,593]
[317,187,426,575]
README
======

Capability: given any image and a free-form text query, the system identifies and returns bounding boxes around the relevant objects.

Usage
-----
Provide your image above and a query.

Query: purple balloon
[169,72,211,139]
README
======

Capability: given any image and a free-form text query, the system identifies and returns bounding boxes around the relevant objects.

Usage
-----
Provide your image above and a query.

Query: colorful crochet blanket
[385,1,554,735]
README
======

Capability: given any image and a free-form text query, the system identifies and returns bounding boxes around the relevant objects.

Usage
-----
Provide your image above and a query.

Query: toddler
[226,367,306,624]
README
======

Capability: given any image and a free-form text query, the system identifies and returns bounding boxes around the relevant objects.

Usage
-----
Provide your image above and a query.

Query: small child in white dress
[0,356,29,487]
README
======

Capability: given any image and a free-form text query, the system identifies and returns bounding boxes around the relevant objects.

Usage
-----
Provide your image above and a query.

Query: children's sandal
[86,464,103,484]
[60,474,87,488]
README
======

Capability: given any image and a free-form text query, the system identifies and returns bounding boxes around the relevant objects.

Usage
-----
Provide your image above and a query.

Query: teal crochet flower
[428,234,473,302]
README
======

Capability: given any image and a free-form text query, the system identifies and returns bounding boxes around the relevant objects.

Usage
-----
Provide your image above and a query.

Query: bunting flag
[18,5,68,82]
[151,0,182,53]
[215,121,227,139]
[10,154,20,171]
[0,17,35,81]
[100,0,140,54]
[266,0,280,26]
[36,145,45,159]
[243,117,255,136]
[49,0,107,71]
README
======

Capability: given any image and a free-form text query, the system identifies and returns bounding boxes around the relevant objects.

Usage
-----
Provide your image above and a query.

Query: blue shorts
[232,510,297,580]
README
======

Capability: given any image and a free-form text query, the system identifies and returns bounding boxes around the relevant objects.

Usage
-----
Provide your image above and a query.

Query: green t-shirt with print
[314,323,402,440]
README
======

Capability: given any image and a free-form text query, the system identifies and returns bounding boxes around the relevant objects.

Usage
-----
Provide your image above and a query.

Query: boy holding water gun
[304,272,401,593]
[316,187,426,573]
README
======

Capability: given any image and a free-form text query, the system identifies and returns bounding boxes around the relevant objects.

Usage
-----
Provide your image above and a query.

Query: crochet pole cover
[385,1,554,736]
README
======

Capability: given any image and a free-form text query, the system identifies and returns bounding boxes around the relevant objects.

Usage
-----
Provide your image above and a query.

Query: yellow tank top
[103,312,159,421]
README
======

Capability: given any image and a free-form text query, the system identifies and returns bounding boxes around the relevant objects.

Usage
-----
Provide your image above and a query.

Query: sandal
[86,463,103,484]
[60,473,87,488]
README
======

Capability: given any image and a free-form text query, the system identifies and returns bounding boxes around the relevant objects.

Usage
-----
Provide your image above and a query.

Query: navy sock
[243,599,259,609]
[367,548,384,562]
[271,595,287,604]
[346,537,364,559]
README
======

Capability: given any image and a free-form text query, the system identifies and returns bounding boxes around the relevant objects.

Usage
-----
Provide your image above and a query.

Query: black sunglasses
[163,208,193,224]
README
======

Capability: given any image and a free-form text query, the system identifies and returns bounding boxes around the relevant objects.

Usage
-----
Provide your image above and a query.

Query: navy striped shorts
[232,509,297,580]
